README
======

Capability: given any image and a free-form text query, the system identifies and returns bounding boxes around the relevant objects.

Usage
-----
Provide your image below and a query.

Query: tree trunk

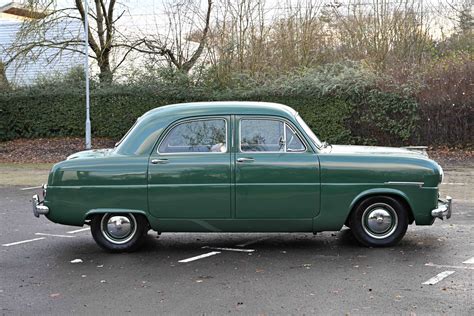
[98,55,113,84]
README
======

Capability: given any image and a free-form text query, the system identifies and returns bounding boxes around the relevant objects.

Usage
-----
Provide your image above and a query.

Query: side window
[241,119,284,152]
[285,124,306,152]
[240,119,306,153]
[159,119,227,153]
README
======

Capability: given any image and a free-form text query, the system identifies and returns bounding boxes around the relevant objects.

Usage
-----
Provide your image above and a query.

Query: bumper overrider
[32,185,49,217]
[431,196,452,220]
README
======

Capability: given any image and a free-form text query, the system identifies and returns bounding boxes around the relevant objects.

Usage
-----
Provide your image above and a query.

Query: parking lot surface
[1,166,473,315]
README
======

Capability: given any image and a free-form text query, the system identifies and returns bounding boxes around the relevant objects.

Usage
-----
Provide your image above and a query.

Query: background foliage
[2,62,471,147]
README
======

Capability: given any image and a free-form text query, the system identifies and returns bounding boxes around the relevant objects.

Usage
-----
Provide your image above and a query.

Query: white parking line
[2,237,45,247]
[202,246,255,252]
[236,237,269,247]
[422,271,455,285]
[178,251,221,263]
[35,233,76,238]
[462,257,474,264]
[441,182,466,186]
[425,262,474,270]
[66,227,90,234]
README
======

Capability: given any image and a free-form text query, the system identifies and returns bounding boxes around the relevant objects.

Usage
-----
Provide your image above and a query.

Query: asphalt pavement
[0,166,473,315]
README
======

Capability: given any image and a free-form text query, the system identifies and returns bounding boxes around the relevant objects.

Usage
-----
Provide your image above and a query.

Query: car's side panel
[44,156,148,226]
[235,153,320,219]
[147,154,232,219]
[313,155,439,231]
[155,219,312,232]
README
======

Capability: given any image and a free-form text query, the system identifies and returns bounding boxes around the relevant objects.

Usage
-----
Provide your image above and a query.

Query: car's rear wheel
[90,213,148,252]
[349,196,408,247]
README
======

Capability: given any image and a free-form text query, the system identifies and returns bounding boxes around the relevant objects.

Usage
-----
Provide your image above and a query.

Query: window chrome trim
[238,117,308,154]
[157,117,229,155]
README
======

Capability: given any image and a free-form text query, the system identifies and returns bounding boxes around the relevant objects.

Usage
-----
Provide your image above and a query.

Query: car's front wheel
[90,213,148,252]
[349,196,408,247]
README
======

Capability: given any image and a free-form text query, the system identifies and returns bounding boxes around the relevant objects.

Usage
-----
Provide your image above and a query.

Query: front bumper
[32,194,49,217]
[431,196,452,220]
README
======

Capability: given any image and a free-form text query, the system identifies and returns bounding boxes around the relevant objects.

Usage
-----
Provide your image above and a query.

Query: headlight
[438,165,444,184]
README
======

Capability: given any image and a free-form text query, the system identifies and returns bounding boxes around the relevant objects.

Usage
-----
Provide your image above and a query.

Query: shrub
[0,63,469,147]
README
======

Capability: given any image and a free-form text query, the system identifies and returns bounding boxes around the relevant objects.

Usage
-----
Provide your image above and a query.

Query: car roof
[141,101,297,120]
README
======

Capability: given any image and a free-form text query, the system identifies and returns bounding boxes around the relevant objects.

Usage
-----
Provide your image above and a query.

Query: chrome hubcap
[100,213,137,244]
[362,203,398,239]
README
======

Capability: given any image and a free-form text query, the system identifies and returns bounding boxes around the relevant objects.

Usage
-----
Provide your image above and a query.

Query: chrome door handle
[237,157,254,163]
[151,158,168,164]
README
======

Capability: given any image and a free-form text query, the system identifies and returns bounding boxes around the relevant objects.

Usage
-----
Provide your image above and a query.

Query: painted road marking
[440,182,466,186]
[202,246,255,252]
[67,227,90,234]
[179,251,221,263]
[422,271,455,285]
[462,257,474,264]
[425,262,474,270]
[236,237,269,247]
[20,185,43,191]
[35,233,76,238]
[2,237,46,247]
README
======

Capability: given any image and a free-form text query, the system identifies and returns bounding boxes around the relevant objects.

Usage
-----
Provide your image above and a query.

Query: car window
[286,124,306,152]
[159,119,227,153]
[241,119,285,152]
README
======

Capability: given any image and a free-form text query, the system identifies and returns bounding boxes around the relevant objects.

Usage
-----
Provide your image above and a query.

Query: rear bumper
[431,196,452,220]
[32,194,49,217]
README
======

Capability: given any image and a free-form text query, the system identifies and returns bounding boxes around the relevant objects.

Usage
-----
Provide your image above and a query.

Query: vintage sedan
[32,102,452,252]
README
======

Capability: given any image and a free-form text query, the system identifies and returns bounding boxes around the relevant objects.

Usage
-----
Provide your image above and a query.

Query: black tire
[349,196,408,247]
[90,213,149,252]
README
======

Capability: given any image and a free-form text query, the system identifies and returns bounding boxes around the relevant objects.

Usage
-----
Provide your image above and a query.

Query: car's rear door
[235,116,320,220]
[148,116,231,219]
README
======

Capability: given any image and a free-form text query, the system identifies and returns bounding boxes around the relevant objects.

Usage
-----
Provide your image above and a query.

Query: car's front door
[148,116,231,219]
[235,116,320,219]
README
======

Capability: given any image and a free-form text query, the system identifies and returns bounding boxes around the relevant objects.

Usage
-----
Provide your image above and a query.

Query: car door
[148,116,231,219]
[235,116,320,219]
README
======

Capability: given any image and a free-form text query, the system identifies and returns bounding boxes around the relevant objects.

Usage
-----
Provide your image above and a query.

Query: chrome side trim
[384,181,424,187]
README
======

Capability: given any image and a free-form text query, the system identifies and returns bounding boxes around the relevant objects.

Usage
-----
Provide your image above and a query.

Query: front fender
[348,188,413,213]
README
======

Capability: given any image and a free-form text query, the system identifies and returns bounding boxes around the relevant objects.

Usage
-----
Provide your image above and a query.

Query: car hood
[322,145,428,158]
[66,148,115,160]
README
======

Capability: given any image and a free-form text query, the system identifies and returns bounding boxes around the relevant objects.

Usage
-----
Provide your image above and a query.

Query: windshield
[114,118,140,148]
[295,113,323,148]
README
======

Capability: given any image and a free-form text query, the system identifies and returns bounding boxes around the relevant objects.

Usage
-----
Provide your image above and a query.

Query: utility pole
[83,0,91,149]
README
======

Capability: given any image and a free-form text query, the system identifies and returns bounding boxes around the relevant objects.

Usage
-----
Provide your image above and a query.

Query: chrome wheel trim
[100,213,137,245]
[361,203,398,239]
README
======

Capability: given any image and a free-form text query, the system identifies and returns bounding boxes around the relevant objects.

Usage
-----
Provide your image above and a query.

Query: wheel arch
[345,189,415,226]
[84,208,149,222]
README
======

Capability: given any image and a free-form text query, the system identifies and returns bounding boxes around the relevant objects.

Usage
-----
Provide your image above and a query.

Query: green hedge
[2,64,468,147]
[0,86,419,146]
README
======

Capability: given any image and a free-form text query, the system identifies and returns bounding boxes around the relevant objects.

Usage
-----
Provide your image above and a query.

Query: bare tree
[135,0,213,74]
[3,0,141,83]
[326,0,433,68]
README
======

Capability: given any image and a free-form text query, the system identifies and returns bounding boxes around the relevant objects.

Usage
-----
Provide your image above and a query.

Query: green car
[32,102,452,252]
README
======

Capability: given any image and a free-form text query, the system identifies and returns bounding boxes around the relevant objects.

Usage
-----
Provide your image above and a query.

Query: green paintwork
[43,101,443,233]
